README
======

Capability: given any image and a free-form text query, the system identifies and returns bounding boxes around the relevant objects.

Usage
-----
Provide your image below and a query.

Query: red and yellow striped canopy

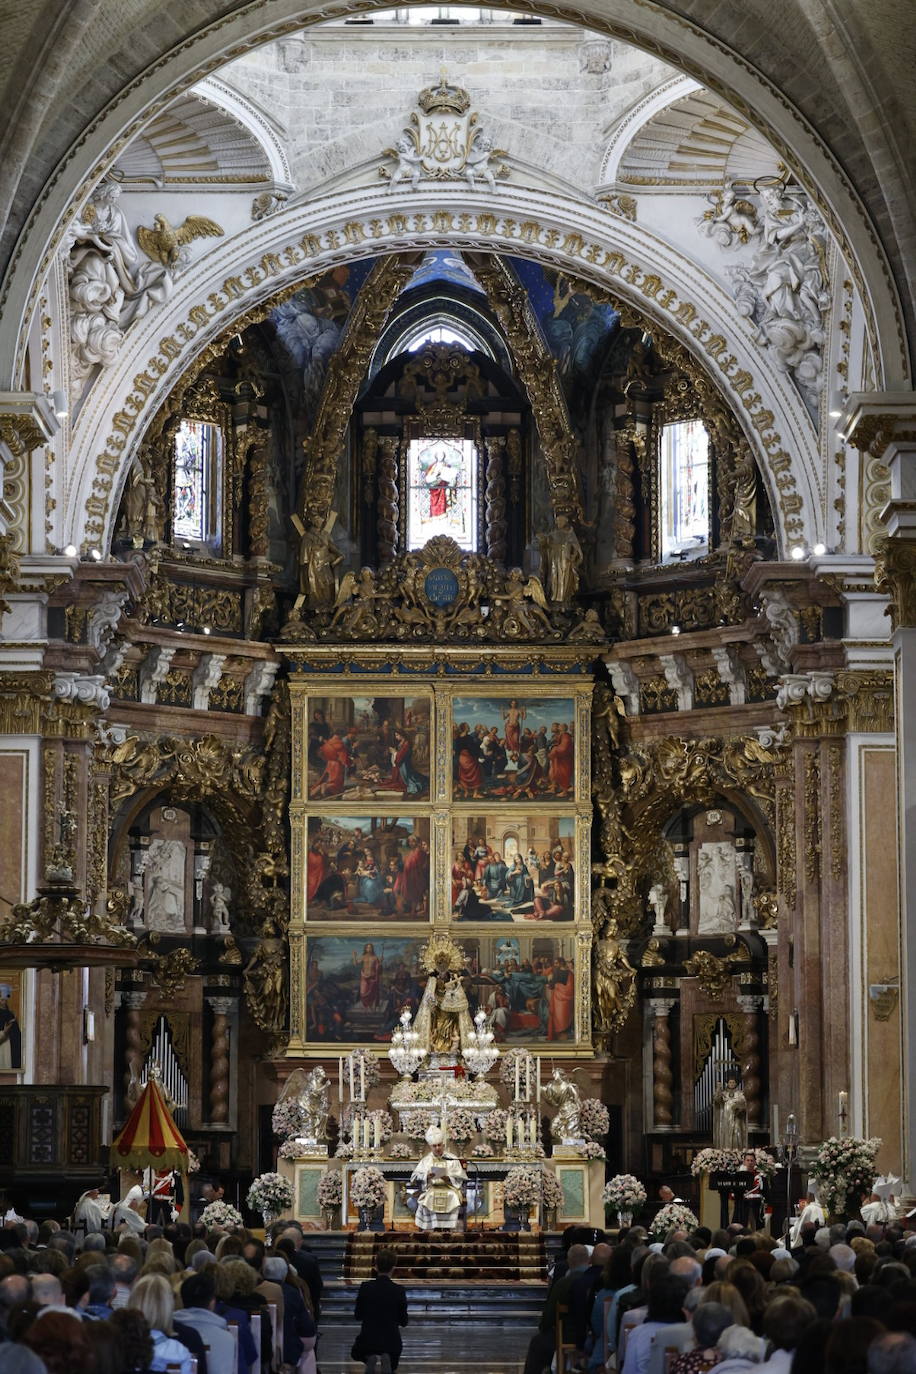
[112,1077,189,1172]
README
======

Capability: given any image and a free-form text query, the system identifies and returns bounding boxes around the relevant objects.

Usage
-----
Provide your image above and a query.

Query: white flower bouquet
[200,1199,244,1229]
[272,1098,306,1140]
[247,1171,294,1216]
[541,1171,564,1211]
[345,1049,381,1093]
[811,1135,882,1215]
[579,1098,610,1141]
[649,1201,699,1239]
[335,1140,354,1159]
[482,1108,508,1142]
[472,1142,494,1158]
[504,1165,546,1208]
[751,1149,779,1180]
[278,1139,304,1160]
[401,1110,437,1140]
[446,1109,477,1142]
[579,1141,605,1160]
[350,1165,387,1209]
[370,1110,393,1143]
[691,1147,738,1177]
[316,1168,343,1207]
[499,1048,535,1093]
[603,1174,647,1211]
[387,1142,413,1160]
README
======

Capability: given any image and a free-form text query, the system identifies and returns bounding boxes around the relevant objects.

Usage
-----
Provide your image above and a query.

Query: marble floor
[317,1322,534,1372]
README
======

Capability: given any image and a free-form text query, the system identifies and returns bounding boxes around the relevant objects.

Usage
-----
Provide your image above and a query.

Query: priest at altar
[408,1126,467,1230]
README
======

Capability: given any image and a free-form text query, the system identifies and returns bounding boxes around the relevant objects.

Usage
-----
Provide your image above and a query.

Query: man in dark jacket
[352,1248,409,1373]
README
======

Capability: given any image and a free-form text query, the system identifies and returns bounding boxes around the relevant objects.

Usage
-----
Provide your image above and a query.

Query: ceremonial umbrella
[111,1076,190,1219]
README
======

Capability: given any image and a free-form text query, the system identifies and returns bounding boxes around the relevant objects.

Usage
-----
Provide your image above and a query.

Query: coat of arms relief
[380,71,509,191]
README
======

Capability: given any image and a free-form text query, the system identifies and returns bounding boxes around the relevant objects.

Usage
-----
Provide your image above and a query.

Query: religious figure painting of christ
[306,693,431,802]
[305,816,431,922]
[451,695,576,802]
[451,814,576,923]
[305,935,428,1043]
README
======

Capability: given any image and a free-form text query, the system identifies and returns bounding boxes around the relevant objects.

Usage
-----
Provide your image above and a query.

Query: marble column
[737,995,763,1128]
[649,998,676,1129]
[207,996,233,1126]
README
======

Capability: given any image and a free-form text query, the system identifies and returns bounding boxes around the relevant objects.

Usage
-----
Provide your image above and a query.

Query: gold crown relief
[417,72,471,117]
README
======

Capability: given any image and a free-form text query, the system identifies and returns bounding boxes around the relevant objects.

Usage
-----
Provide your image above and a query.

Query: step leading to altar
[344,1229,548,1283]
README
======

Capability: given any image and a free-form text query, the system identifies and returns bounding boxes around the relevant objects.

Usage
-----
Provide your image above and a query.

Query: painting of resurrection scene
[305,933,578,1044]
[451,696,576,801]
[307,695,431,802]
[306,816,431,922]
[451,815,575,921]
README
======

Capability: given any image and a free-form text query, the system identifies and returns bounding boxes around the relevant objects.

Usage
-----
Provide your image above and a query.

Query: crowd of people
[526,1213,916,1374]
[0,1210,323,1373]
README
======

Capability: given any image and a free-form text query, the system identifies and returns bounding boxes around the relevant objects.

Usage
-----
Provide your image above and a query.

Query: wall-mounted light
[63,544,77,558]
[82,1008,96,1044]
[51,390,69,421]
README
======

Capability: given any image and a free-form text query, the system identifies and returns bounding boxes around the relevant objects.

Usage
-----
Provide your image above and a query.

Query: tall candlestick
[515,1059,520,1102]
[360,1059,365,1102]
[536,1057,541,1103]
[506,1117,513,1151]
[339,1057,344,1108]
[526,1061,531,1102]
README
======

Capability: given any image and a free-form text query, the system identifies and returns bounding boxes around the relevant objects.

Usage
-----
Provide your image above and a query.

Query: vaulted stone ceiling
[0,0,913,356]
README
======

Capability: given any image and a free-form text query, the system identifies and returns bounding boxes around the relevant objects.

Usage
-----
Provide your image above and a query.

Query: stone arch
[0,0,909,403]
[61,185,820,556]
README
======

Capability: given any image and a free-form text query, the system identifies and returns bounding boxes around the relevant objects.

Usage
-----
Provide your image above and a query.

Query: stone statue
[738,863,755,927]
[538,514,583,603]
[713,1077,748,1151]
[243,918,288,1036]
[543,1066,583,1142]
[145,837,186,933]
[465,128,498,192]
[388,134,423,192]
[296,510,343,610]
[648,883,669,931]
[297,1065,330,1143]
[209,881,231,934]
[593,920,636,1034]
[698,187,758,247]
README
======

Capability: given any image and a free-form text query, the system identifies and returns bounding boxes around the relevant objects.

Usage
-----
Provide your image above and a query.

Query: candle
[364,1118,371,1150]
[515,1060,520,1102]
[506,1117,513,1150]
[772,1102,779,1143]
[536,1057,541,1103]
[339,1057,344,1108]
[839,1090,848,1129]
[349,1060,354,1100]
[374,1118,381,1152]
[360,1059,365,1101]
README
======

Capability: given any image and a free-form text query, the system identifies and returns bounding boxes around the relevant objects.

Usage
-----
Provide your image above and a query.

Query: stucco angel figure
[713,1076,748,1150]
[387,134,423,192]
[414,965,474,1058]
[465,128,498,192]
[543,1066,584,1142]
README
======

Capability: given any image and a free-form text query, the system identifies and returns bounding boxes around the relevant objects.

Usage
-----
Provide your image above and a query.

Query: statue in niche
[209,881,231,934]
[243,918,288,1036]
[295,509,343,610]
[738,862,756,927]
[593,920,637,1034]
[648,882,669,930]
[145,836,187,933]
[713,1076,748,1151]
[538,514,583,603]
[414,963,474,1058]
[697,841,739,935]
[543,1066,583,1142]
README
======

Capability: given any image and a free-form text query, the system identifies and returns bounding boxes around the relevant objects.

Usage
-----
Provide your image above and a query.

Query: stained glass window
[173,419,221,544]
[406,436,478,551]
[659,419,710,561]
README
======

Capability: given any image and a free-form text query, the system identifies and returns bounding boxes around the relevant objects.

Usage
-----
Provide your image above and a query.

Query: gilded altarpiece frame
[285,659,594,1058]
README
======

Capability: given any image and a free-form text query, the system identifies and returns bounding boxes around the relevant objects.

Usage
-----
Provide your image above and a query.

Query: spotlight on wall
[89,547,103,561]
[63,544,77,558]
[670,625,681,635]
[51,390,69,421]
[812,542,827,557]
[790,545,806,561]
[202,625,212,635]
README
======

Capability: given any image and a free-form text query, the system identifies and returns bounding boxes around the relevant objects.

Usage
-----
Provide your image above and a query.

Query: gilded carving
[776,787,797,910]
[874,537,916,631]
[593,919,637,1039]
[803,750,820,884]
[684,948,743,1001]
[829,743,843,881]
[146,946,200,1000]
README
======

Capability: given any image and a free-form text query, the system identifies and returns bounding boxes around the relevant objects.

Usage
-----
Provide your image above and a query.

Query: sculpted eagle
[137,213,224,266]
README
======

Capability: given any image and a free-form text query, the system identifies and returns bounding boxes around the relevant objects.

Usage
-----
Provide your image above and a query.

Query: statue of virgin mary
[413,934,475,1058]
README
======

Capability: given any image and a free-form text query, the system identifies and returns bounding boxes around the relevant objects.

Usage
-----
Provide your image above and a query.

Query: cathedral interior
[0,0,915,1270]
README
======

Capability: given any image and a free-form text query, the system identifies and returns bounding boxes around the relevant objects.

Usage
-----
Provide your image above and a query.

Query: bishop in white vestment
[409,1126,466,1231]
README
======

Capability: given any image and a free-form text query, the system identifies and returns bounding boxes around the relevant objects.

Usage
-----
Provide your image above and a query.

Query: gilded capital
[874,536,916,630]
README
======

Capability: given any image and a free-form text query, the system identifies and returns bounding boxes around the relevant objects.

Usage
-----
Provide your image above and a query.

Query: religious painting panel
[0,970,23,1076]
[304,932,579,1047]
[450,813,576,922]
[305,815,432,922]
[450,694,576,802]
[306,693,432,802]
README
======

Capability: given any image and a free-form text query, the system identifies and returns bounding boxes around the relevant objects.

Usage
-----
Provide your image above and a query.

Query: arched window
[172,418,222,548]
[658,418,710,561]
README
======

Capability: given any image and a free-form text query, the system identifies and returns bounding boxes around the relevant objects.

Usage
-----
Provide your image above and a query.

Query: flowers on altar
[345,1048,381,1094]
[579,1098,610,1141]
[603,1174,647,1211]
[316,1169,343,1207]
[811,1136,882,1215]
[650,1202,700,1239]
[247,1172,294,1217]
[335,1141,354,1159]
[388,1142,413,1160]
[472,1142,494,1158]
[499,1048,535,1095]
[390,1078,496,1107]
[578,1141,605,1160]
[370,1110,393,1143]
[690,1147,779,1178]
[482,1108,508,1142]
[272,1098,306,1140]
[278,1139,305,1160]
[350,1166,387,1209]
[503,1166,544,1208]
[401,1110,437,1140]
[541,1171,564,1211]
[445,1109,477,1142]
[199,1200,244,1229]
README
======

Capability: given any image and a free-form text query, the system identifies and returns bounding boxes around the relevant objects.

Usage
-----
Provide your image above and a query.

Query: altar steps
[344,1229,548,1283]
[320,1280,548,1325]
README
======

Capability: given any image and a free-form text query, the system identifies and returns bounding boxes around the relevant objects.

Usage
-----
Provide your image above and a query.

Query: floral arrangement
[578,1141,605,1160]
[401,1110,437,1140]
[691,1147,780,1179]
[369,1110,394,1143]
[811,1136,882,1215]
[649,1202,700,1239]
[482,1108,508,1142]
[391,1079,495,1106]
[247,1172,294,1217]
[504,1165,545,1208]
[579,1098,610,1141]
[345,1048,381,1094]
[335,1141,354,1159]
[199,1200,244,1229]
[272,1098,306,1140]
[541,1171,564,1211]
[350,1166,387,1210]
[472,1142,494,1158]
[186,1150,201,1174]
[316,1169,343,1208]
[499,1048,535,1092]
[445,1109,478,1142]
[388,1142,413,1160]
[603,1174,647,1212]
[278,1139,304,1160]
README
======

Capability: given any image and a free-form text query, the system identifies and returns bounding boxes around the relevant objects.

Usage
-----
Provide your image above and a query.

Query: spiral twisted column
[377,437,399,563]
[737,994,763,1127]
[207,996,233,1125]
[649,998,676,1129]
